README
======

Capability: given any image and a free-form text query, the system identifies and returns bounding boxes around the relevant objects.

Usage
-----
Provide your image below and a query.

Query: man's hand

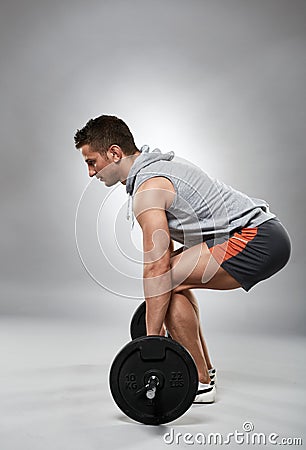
[159,323,167,337]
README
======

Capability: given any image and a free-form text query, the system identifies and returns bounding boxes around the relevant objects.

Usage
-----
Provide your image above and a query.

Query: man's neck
[120,151,141,184]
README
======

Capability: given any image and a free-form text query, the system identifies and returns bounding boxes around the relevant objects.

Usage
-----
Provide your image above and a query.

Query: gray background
[1,0,305,332]
[0,1,305,449]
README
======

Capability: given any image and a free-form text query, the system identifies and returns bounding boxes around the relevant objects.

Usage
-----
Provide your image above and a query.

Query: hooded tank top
[126,147,275,248]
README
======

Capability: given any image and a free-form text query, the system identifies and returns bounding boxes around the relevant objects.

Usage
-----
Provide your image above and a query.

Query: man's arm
[133,177,175,335]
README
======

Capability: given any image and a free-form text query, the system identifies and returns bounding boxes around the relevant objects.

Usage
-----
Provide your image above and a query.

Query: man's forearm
[143,267,172,335]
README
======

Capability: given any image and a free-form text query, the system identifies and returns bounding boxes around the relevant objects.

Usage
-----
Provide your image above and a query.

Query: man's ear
[107,145,123,162]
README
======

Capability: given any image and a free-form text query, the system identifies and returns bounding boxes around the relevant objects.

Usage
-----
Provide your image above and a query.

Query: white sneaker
[193,383,216,404]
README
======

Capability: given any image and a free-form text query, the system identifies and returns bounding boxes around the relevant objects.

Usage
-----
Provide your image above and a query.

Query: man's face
[81,144,120,187]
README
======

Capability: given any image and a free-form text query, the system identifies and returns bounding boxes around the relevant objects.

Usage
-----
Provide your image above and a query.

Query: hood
[126,145,175,195]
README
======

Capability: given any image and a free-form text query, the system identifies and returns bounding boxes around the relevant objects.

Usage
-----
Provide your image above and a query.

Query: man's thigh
[170,242,241,291]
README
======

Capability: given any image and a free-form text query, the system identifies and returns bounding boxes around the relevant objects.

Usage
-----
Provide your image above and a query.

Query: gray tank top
[126,148,275,248]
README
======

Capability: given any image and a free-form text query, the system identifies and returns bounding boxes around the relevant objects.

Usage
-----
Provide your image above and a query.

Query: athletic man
[74,115,291,403]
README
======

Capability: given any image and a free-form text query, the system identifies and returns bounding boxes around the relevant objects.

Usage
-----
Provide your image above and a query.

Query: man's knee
[172,284,191,294]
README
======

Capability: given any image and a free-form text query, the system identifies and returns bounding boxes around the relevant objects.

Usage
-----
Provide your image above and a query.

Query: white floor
[0,317,305,450]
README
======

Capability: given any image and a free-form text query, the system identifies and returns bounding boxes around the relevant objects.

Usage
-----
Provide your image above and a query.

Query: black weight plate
[109,336,198,425]
[130,301,146,340]
[130,301,172,340]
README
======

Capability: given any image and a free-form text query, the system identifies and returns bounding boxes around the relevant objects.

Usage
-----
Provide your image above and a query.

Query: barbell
[109,302,198,425]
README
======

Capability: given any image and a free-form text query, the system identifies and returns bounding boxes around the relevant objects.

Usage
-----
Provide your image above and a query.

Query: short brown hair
[74,115,139,155]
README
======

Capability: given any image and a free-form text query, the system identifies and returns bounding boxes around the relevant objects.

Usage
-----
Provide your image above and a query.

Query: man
[74,115,291,403]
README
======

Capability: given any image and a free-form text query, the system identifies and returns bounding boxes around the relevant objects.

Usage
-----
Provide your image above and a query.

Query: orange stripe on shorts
[208,227,258,265]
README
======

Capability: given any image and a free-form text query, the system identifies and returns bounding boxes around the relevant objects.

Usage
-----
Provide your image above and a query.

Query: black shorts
[205,217,291,292]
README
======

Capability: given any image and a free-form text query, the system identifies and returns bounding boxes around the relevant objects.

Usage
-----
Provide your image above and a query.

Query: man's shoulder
[133,177,176,213]
[136,176,175,193]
